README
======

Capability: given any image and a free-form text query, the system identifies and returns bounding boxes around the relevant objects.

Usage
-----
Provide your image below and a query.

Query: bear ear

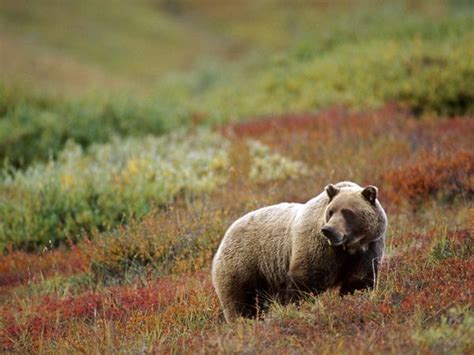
[325,184,340,201]
[362,185,378,205]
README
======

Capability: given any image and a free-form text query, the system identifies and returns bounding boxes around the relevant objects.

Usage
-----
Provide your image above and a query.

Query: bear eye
[328,209,334,218]
[341,209,354,218]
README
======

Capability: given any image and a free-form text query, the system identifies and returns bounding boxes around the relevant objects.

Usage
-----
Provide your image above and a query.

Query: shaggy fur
[212,181,387,322]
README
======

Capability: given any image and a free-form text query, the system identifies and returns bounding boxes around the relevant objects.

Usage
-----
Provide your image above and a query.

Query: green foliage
[414,307,474,353]
[0,129,229,251]
[187,34,474,122]
[1,124,317,251]
[247,140,309,183]
[14,273,95,298]
[430,228,473,261]
[0,88,181,168]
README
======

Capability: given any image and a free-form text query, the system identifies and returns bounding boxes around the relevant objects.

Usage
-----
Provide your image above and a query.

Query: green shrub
[188,34,474,122]
[430,229,473,261]
[0,129,229,251]
[247,140,309,183]
[0,89,177,168]
[414,307,474,354]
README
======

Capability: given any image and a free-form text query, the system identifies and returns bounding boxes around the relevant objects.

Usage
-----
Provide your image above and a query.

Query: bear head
[321,183,386,254]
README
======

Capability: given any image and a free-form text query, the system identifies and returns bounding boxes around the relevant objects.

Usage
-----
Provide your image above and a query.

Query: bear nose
[321,226,335,239]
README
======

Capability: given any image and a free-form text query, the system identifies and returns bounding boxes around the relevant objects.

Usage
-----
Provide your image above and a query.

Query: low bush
[184,32,474,124]
[84,207,227,283]
[382,150,474,206]
[247,140,310,183]
[413,307,474,354]
[0,88,180,168]
[430,229,473,261]
[0,129,229,251]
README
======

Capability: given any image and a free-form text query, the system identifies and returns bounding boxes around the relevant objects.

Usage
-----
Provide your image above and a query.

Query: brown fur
[212,181,387,322]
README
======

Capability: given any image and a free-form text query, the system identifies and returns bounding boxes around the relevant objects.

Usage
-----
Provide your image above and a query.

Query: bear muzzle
[321,226,344,246]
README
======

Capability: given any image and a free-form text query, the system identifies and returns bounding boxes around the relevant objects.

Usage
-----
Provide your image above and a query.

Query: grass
[0,0,473,353]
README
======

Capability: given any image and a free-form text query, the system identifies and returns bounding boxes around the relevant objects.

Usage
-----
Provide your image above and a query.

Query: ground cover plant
[1,105,472,353]
[0,129,230,250]
[0,0,473,353]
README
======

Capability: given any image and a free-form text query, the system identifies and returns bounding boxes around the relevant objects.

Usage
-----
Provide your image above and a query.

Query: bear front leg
[340,255,379,295]
[339,276,375,295]
[286,262,326,302]
[340,240,383,295]
[286,262,310,300]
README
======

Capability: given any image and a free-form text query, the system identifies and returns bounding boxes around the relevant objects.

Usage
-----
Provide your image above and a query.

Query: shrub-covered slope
[0,1,472,168]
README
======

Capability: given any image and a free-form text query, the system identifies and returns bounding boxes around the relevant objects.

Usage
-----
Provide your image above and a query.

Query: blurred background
[1,0,472,168]
[1,0,472,94]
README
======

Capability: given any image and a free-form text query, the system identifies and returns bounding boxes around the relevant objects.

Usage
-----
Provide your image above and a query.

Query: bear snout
[321,226,343,246]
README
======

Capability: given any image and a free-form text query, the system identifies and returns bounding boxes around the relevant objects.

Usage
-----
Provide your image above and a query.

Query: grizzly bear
[212,181,387,322]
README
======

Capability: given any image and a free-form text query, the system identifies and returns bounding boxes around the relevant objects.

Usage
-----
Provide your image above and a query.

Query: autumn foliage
[1,105,473,353]
[383,150,474,205]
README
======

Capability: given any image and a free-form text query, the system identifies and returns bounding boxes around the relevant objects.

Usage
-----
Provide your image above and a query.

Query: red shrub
[383,150,474,205]
[399,258,474,313]
[0,276,191,349]
[221,104,408,140]
[0,247,87,292]
[407,118,474,152]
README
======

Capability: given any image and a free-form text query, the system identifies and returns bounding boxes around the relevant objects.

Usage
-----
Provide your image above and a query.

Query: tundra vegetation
[0,0,473,353]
